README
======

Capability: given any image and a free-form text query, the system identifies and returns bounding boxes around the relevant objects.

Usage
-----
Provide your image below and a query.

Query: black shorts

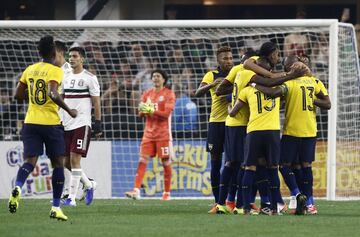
[224,126,246,163]
[21,124,65,158]
[244,130,280,167]
[280,135,317,164]
[206,122,225,154]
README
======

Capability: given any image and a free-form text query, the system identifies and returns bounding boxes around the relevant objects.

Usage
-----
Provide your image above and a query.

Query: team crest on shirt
[159,96,164,102]
[78,79,84,87]
[208,144,213,151]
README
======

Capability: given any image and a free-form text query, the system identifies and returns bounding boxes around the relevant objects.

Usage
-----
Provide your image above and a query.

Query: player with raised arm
[228,57,286,215]
[253,55,331,214]
[195,46,233,213]
[60,46,102,206]
[8,35,77,221]
[125,69,175,200]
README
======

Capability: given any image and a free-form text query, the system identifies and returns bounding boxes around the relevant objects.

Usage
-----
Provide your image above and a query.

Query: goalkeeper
[125,69,176,201]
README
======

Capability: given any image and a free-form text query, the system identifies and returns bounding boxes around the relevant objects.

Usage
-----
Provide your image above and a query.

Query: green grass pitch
[1,199,359,237]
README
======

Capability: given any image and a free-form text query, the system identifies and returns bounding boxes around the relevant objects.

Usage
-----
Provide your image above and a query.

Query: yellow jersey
[226,69,256,126]
[282,76,324,137]
[201,69,229,122]
[20,62,64,125]
[225,56,259,84]
[239,86,280,133]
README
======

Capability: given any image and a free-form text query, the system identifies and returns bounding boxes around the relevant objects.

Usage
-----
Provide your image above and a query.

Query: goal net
[0,20,359,200]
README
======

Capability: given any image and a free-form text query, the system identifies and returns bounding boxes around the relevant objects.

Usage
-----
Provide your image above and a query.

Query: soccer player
[194,46,233,213]
[55,42,98,204]
[254,55,331,214]
[8,35,77,221]
[228,57,285,215]
[60,46,102,206]
[125,69,175,200]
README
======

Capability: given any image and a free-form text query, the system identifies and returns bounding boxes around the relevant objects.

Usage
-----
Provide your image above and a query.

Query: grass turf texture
[1,199,359,237]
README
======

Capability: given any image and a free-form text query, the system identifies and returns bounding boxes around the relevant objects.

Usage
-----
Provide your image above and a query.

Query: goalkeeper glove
[139,102,155,114]
[92,120,103,137]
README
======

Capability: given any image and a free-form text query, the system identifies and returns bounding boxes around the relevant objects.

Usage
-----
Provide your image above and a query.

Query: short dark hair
[216,46,232,56]
[69,46,86,57]
[151,69,168,85]
[54,41,67,55]
[259,41,277,57]
[38,35,55,59]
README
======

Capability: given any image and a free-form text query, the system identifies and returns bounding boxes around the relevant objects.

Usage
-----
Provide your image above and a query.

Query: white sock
[81,170,92,189]
[63,168,72,195]
[69,168,82,200]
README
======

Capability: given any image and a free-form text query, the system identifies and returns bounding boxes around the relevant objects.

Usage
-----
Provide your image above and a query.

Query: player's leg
[279,135,304,211]
[63,152,82,206]
[242,132,260,215]
[75,126,94,205]
[125,140,155,199]
[207,122,224,213]
[226,175,237,211]
[218,125,244,213]
[9,124,41,213]
[62,130,72,201]
[158,140,172,201]
[292,163,303,192]
[45,125,68,221]
[255,161,271,214]
[264,130,281,215]
[300,137,317,214]
[62,160,72,201]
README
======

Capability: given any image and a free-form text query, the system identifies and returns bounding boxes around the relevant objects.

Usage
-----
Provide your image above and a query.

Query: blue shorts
[244,130,280,166]
[21,124,65,159]
[280,135,317,164]
[224,126,246,163]
[206,122,225,154]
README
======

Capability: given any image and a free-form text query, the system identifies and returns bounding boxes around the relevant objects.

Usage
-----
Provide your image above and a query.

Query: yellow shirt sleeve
[226,64,243,84]
[201,71,214,85]
[314,78,328,96]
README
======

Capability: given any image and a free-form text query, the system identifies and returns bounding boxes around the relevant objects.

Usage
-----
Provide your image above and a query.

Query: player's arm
[195,71,222,97]
[215,78,233,96]
[138,92,148,118]
[89,76,102,137]
[229,98,246,117]
[14,82,28,102]
[91,96,102,138]
[243,58,285,79]
[48,80,77,118]
[314,91,331,110]
[251,83,288,98]
[195,79,222,97]
[250,66,305,87]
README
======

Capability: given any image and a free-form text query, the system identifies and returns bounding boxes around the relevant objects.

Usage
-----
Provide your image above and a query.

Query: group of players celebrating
[196,42,331,215]
[7,35,331,221]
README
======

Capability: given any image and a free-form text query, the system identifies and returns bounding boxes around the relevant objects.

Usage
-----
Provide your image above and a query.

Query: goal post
[0,19,359,200]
